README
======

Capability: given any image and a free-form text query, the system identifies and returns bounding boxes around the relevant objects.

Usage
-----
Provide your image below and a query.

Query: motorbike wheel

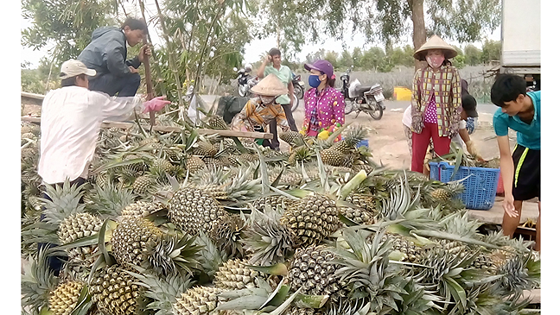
[294,84,304,99]
[238,85,246,97]
[291,93,300,112]
[366,102,384,120]
[344,99,354,115]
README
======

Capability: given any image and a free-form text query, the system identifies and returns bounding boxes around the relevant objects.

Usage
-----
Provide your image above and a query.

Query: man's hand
[143,96,171,113]
[129,66,139,74]
[503,194,519,217]
[138,44,152,63]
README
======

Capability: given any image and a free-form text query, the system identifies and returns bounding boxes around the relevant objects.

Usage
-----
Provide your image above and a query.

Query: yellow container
[393,86,412,101]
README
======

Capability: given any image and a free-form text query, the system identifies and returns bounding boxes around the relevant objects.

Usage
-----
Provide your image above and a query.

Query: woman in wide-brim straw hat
[231,74,291,143]
[409,35,463,174]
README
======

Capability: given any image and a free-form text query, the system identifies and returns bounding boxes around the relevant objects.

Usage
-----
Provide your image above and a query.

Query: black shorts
[512,144,540,201]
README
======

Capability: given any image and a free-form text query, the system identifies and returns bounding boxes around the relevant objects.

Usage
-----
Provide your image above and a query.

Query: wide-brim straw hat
[250,74,289,96]
[413,35,457,61]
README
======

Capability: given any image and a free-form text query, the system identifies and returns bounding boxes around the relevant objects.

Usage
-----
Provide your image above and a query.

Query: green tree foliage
[149,0,256,103]
[21,0,116,64]
[464,44,483,66]
[268,0,500,57]
[481,40,502,64]
[324,51,339,70]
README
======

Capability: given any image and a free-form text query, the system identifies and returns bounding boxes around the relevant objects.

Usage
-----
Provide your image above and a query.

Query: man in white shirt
[37,59,170,274]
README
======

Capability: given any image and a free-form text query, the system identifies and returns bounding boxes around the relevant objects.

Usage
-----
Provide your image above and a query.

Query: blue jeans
[88,72,141,97]
[38,177,87,276]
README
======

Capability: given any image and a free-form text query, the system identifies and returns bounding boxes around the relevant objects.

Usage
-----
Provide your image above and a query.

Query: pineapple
[280,193,341,247]
[57,213,104,272]
[319,148,345,166]
[150,158,175,176]
[173,286,226,315]
[331,126,368,154]
[186,155,207,173]
[167,187,243,256]
[345,193,377,213]
[132,175,157,195]
[48,281,85,315]
[203,157,226,169]
[206,115,229,130]
[430,181,465,201]
[378,233,425,263]
[214,258,265,290]
[339,206,374,224]
[287,245,347,303]
[251,194,297,211]
[121,200,166,219]
[280,130,306,147]
[111,217,164,267]
[193,141,218,158]
[90,264,144,315]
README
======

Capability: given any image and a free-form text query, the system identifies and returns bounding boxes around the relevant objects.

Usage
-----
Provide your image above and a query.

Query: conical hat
[414,35,457,60]
[250,74,289,97]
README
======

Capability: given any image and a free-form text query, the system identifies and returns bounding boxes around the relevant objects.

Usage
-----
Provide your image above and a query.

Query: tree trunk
[410,0,427,70]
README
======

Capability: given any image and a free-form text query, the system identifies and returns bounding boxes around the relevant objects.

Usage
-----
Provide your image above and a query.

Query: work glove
[143,96,171,113]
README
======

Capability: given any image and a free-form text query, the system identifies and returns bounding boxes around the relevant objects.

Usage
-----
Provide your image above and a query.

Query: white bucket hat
[59,59,96,79]
[250,74,289,97]
[413,35,458,61]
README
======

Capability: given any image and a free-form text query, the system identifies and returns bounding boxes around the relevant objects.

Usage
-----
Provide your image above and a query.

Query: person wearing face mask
[300,60,345,140]
[410,35,462,173]
[230,74,291,145]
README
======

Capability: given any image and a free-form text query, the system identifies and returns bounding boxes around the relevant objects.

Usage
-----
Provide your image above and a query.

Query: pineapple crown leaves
[21,248,60,313]
[330,228,408,311]
[39,179,87,226]
[438,211,484,239]
[124,266,194,315]
[144,233,203,278]
[193,232,229,279]
[242,206,296,266]
[84,181,136,219]
[492,253,540,300]
[393,278,445,315]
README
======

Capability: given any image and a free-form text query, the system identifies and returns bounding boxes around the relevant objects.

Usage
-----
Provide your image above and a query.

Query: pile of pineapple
[21,117,540,315]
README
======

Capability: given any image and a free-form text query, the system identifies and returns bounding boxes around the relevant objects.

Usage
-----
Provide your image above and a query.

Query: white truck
[499,0,540,90]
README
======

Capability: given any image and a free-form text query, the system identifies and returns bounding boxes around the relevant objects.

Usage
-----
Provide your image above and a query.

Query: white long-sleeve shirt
[38,86,145,184]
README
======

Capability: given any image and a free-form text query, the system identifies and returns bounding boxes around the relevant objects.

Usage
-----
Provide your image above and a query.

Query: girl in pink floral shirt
[301,60,345,139]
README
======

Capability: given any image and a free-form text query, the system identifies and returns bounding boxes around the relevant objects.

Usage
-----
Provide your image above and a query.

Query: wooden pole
[140,17,156,129]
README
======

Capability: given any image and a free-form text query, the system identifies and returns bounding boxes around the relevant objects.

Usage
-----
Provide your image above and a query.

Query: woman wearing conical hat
[409,35,463,173]
[231,74,291,140]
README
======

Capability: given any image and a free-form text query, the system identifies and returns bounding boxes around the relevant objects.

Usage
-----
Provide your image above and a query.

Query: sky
[20,0,501,68]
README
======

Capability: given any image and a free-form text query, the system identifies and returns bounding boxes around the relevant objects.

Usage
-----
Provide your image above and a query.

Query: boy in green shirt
[491,74,541,251]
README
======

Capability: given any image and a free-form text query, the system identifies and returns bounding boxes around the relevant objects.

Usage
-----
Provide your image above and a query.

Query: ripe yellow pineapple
[48,281,85,315]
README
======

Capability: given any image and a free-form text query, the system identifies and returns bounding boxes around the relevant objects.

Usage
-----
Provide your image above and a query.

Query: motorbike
[340,68,385,120]
[292,73,305,100]
[235,68,259,97]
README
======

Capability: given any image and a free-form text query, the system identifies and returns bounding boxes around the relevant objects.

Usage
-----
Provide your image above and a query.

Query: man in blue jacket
[78,17,150,97]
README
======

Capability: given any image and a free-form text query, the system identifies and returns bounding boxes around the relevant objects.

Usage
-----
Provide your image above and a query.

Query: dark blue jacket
[77,27,141,78]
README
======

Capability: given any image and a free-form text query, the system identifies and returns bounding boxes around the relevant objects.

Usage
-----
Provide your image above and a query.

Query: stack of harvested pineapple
[21,118,540,315]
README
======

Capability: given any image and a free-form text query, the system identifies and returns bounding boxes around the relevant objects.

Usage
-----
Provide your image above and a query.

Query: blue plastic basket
[429,161,500,210]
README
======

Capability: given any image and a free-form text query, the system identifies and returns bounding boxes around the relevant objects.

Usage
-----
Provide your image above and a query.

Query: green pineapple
[90,264,144,315]
[121,200,166,219]
[132,175,157,195]
[186,155,207,174]
[173,286,226,315]
[192,141,218,158]
[280,130,306,147]
[214,258,265,290]
[57,212,104,273]
[287,245,347,303]
[206,115,229,130]
[111,217,164,268]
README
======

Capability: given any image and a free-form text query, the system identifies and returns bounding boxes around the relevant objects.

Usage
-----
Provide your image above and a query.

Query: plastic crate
[429,161,500,210]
